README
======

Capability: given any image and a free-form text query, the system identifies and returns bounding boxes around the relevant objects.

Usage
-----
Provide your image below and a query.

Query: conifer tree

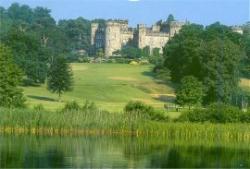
[0,44,25,107]
[47,57,73,100]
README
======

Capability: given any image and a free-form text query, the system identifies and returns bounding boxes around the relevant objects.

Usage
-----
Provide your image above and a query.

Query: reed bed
[0,107,250,141]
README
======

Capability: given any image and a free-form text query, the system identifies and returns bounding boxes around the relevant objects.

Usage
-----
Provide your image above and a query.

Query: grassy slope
[240,78,250,95]
[23,63,175,112]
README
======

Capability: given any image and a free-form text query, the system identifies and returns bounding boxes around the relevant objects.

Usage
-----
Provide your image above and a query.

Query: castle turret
[105,21,122,57]
[91,23,99,45]
[137,24,147,49]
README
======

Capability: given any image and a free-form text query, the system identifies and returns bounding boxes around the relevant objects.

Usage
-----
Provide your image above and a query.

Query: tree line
[156,22,250,107]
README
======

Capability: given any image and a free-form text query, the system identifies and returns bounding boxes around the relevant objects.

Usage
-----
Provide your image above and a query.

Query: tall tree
[200,38,243,103]
[0,45,25,107]
[163,24,204,82]
[47,57,73,99]
[166,14,175,24]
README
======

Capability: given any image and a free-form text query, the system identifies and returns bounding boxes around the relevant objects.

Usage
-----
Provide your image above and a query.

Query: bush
[63,101,81,111]
[82,100,98,111]
[124,101,167,121]
[33,104,45,111]
[177,103,247,123]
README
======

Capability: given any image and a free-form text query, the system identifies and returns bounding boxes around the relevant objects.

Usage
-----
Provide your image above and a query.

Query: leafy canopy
[176,76,204,107]
[47,57,73,98]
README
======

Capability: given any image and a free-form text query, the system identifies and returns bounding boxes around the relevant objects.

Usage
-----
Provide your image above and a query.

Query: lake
[0,135,249,168]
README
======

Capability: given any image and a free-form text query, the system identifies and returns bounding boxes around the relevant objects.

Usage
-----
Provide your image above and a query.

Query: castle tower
[105,21,122,57]
[91,23,99,45]
[137,24,147,49]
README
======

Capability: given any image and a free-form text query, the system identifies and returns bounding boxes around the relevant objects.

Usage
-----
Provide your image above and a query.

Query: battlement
[146,32,169,37]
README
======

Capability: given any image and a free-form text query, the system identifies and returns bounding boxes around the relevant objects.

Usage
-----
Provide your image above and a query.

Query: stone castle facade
[91,20,186,57]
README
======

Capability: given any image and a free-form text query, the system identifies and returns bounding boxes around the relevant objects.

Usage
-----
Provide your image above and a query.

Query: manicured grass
[22,63,175,112]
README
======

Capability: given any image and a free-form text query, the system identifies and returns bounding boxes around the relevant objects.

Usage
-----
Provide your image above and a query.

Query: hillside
[23,63,175,112]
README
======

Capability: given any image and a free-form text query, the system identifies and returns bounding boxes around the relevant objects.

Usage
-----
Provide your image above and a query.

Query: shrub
[177,103,246,123]
[33,104,45,111]
[129,61,139,65]
[124,101,167,121]
[82,100,98,111]
[63,101,81,111]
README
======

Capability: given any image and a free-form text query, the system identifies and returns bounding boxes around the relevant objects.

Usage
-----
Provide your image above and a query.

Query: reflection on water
[0,135,249,168]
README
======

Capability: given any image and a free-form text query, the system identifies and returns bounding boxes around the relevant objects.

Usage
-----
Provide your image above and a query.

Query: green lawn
[240,78,250,95]
[23,63,175,112]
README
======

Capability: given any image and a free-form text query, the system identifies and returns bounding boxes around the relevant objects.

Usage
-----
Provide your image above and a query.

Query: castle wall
[121,32,134,46]
[144,34,169,53]
[91,20,185,57]
[91,23,99,45]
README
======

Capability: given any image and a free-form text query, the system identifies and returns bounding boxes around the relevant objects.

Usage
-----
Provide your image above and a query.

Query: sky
[1,0,250,27]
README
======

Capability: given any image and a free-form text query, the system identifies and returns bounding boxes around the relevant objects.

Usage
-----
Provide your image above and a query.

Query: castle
[91,19,186,57]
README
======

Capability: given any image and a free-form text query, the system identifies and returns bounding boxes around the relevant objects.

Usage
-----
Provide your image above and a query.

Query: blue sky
[1,0,249,26]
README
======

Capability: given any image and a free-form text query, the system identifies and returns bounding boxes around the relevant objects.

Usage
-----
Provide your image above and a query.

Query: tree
[162,22,244,105]
[0,45,25,107]
[141,46,150,58]
[119,46,142,58]
[47,57,73,99]
[166,14,175,24]
[3,27,49,83]
[200,38,242,104]
[176,76,204,108]
[163,24,204,82]
[242,25,250,77]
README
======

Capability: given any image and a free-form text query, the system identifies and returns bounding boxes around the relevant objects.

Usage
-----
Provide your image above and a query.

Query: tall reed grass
[0,107,250,141]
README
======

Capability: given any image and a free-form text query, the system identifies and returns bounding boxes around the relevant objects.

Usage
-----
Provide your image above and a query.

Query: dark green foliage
[177,103,249,123]
[200,38,242,103]
[82,100,97,111]
[176,76,204,107]
[47,57,73,98]
[162,22,244,105]
[63,101,81,111]
[0,45,25,107]
[33,104,45,111]
[62,100,97,112]
[166,14,175,24]
[115,46,142,59]
[58,17,91,52]
[3,27,49,83]
[242,25,250,77]
[141,46,150,58]
[163,24,204,82]
[124,101,168,121]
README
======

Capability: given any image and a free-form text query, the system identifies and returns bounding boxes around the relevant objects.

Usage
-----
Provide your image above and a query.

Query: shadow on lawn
[142,71,176,88]
[154,95,175,102]
[27,95,57,102]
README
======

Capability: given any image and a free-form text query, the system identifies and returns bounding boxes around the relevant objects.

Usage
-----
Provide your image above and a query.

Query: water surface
[0,135,249,168]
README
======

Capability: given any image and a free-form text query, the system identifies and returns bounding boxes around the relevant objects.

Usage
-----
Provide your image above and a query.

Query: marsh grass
[0,107,250,141]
